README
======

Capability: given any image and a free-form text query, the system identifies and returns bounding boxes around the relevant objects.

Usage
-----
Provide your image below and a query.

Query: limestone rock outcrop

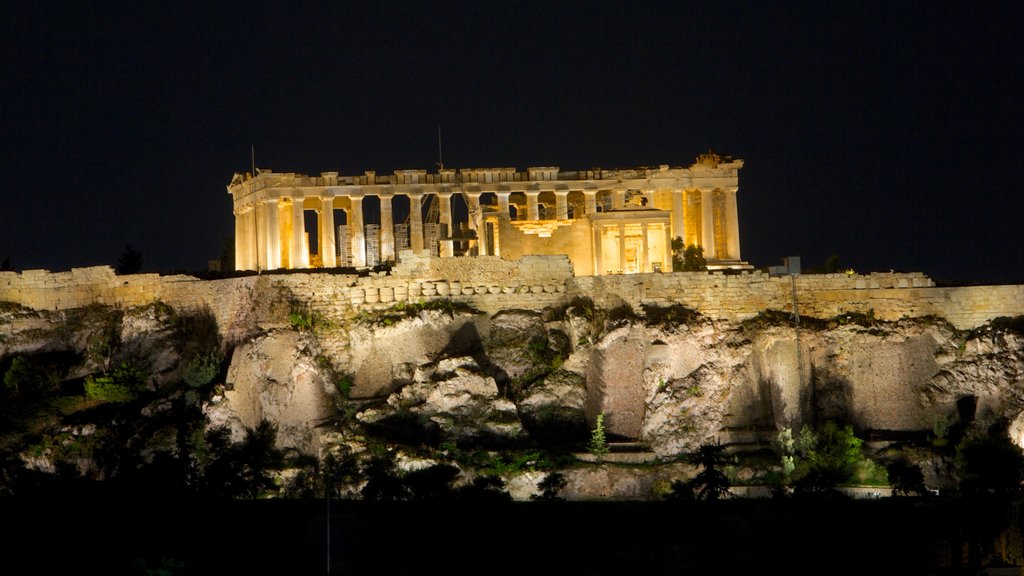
[518,368,588,442]
[213,330,336,453]
[357,356,526,445]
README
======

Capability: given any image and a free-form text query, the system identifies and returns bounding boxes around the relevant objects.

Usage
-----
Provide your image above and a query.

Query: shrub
[183,351,221,388]
[288,303,331,332]
[532,471,568,501]
[588,413,610,457]
[84,362,146,403]
[84,375,137,403]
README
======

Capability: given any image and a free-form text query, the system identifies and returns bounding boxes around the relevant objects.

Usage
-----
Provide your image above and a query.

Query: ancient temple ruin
[227,152,748,275]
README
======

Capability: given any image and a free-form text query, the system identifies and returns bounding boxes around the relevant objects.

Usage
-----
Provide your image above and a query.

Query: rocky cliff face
[3,296,1022,498]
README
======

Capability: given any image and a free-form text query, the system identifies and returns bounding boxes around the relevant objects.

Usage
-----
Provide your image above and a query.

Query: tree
[672,238,707,272]
[361,450,409,501]
[956,419,1024,496]
[791,421,864,495]
[680,441,733,501]
[116,244,143,275]
[0,257,13,271]
[588,412,610,458]
[532,471,568,501]
[823,254,842,274]
[220,236,235,273]
[886,458,926,496]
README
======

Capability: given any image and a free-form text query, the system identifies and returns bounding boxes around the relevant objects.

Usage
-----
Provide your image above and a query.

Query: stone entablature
[227,157,747,275]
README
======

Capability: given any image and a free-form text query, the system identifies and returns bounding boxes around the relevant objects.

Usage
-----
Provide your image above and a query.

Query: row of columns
[591,221,673,275]
[235,187,739,271]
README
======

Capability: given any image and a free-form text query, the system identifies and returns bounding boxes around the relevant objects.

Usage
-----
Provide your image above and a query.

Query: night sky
[3,2,1023,283]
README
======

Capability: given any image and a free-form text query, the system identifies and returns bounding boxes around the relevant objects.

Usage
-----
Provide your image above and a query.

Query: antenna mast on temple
[436,125,444,171]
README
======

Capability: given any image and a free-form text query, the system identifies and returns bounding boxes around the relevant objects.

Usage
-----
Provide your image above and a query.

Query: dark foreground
[4,496,1021,575]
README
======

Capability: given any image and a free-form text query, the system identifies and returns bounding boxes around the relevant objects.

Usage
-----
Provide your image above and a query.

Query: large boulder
[213,330,336,453]
[357,356,525,445]
[344,311,484,398]
[518,368,588,442]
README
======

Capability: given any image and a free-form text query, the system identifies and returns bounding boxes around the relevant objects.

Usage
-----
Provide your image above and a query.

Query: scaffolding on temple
[364,225,380,267]
[394,223,410,254]
[336,225,352,267]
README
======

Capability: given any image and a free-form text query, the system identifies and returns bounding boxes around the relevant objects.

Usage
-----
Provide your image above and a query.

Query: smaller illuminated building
[226,152,749,276]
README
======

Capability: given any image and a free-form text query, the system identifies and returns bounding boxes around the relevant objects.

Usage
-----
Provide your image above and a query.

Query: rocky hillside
[2,296,1022,500]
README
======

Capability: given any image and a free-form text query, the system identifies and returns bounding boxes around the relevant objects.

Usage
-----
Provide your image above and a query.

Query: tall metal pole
[791,273,801,389]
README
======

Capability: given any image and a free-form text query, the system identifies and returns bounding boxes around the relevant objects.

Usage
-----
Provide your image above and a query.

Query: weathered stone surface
[345,311,483,398]
[357,356,526,445]
[215,330,335,453]
[585,325,648,437]
[518,369,587,441]
[562,462,694,501]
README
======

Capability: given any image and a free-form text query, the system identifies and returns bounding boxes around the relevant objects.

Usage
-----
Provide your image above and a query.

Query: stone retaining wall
[2,257,1022,332]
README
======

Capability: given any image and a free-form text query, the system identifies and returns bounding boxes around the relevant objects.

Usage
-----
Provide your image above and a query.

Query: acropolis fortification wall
[2,255,1022,336]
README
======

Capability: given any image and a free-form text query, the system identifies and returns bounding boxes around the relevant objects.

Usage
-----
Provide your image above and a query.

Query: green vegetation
[641,303,701,327]
[774,421,882,494]
[354,298,479,327]
[667,441,734,501]
[4,355,65,396]
[672,237,707,272]
[288,303,331,332]
[115,244,143,275]
[588,413,610,458]
[84,362,147,403]
[532,471,568,501]
[886,458,927,496]
[183,351,221,389]
[606,303,636,325]
[956,419,1024,496]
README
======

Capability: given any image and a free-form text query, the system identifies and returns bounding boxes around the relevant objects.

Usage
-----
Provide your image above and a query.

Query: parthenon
[227,152,748,276]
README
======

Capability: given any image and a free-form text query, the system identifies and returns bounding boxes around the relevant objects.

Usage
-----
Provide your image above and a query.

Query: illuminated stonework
[226,156,749,275]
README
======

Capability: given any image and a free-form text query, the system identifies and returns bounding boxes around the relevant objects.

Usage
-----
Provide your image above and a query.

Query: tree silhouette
[672,238,707,272]
[956,419,1024,496]
[685,441,733,500]
[116,244,143,274]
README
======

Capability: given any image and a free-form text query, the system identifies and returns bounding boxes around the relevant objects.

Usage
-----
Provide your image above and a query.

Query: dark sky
[3,2,1023,283]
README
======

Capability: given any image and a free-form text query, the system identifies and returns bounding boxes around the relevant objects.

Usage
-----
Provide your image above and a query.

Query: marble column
[583,190,597,215]
[700,188,715,259]
[255,203,266,270]
[264,199,280,270]
[618,224,626,273]
[525,191,540,220]
[496,192,511,220]
[726,187,741,260]
[465,191,484,255]
[245,207,257,270]
[350,195,366,267]
[555,191,569,220]
[641,223,649,273]
[320,197,336,267]
[290,197,307,268]
[437,191,453,257]
[234,209,246,271]
[592,225,602,275]
[671,189,684,241]
[408,193,424,252]
[663,223,673,272]
[613,189,626,210]
[380,193,395,262]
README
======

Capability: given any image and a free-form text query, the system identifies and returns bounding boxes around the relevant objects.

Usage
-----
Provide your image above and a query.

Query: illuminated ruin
[227,152,749,275]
